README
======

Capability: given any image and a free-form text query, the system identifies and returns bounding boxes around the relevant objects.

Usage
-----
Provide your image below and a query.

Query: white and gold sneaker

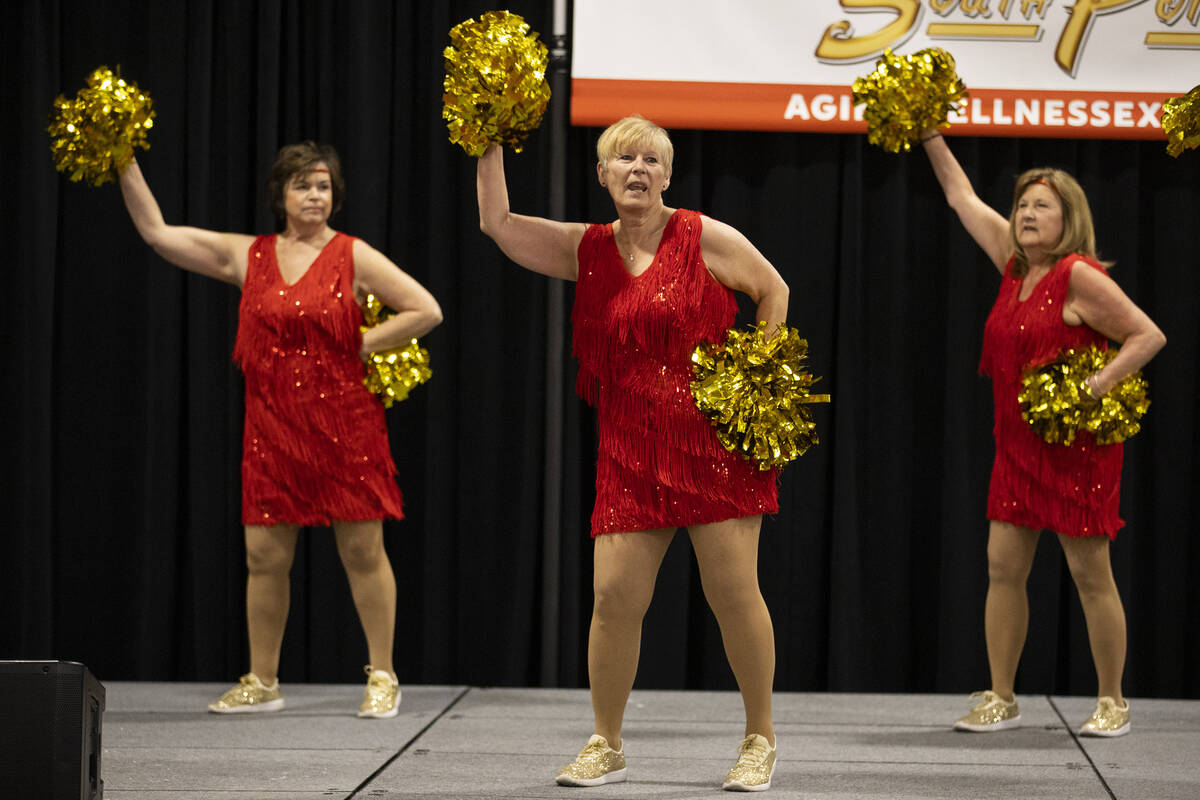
[723,733,776,792]
[1079,696,1130,737]
[207,673,284,714]
[954,690,1021,732]
[555,734,627,786]
[357,666,400,719]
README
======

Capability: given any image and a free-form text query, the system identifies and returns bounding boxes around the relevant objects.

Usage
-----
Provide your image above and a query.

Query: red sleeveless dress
[980,254,1122,538]
[232,233,404,526]
[573,209,779,536]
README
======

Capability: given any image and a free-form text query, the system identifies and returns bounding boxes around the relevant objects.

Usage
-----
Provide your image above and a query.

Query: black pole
[540,2,570,687]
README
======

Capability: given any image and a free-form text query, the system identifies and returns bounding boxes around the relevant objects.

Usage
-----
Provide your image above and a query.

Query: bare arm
[476,145,586,281]
[920,133,1011,273]
[1065,261,1166,395]
[699,216,789,335]
[353,240,443,356]
[119,158,254,286]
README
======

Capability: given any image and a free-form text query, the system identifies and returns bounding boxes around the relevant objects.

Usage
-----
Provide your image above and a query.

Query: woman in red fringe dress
[119,142,441,718]
[477,116,789,792]
[920,130,1164,737]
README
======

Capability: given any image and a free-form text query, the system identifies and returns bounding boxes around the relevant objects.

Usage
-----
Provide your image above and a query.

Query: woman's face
[283,163,333,226]
[1014,182,1063,259]
[597,143,670,210]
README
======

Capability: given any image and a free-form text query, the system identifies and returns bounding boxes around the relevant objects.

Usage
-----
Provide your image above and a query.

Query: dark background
[6,1,1197,699]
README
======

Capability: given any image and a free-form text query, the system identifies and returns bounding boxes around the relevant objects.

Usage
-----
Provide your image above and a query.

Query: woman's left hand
[1064,260,1166,393]
[699,216,789,332]
[353,240,443,355]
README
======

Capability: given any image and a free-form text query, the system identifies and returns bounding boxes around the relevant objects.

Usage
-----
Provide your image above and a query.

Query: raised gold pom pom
[1018,345,1149,446]
[443,10,551,157]
[1162,84,1200,158]
[361,294,432,408]
[852,48,967,153]
[690,322,830,470]
[48,66,155,186]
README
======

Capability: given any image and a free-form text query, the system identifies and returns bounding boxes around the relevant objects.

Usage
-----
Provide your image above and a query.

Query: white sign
[570,0,1198,139]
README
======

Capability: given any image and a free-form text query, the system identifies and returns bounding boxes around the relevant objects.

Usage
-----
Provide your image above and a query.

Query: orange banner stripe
[571,78,1173,141]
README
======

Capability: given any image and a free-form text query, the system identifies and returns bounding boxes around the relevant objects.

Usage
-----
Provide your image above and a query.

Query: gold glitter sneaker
[1079,696,1130,737]
[555,734,627,786]
[207,673,285,714]
[723,733,776,792]
[357,666,400,719]
[953,690,1021,732]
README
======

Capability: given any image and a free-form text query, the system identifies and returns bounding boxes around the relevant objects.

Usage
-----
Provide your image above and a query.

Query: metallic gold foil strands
[690,322,830,470]
[1018,344,1149,446]
[852,48,967,154]
[361,294,432,408]
[443,10,550,157]
[1162,84,1200,158]
[47,66,155,186]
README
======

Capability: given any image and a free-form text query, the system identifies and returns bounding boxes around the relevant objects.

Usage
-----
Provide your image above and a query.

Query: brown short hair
[1008,168,1110,275]
[596,115,674,174]
[267,141,346,222]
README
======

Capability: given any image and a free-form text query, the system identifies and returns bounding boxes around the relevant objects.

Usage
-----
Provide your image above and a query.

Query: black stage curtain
[6,1,1198,698]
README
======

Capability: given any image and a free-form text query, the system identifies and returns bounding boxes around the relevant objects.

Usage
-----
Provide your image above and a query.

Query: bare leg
[334,520,397,677]
[589,529,675,750]
[689,516,775,746]
[245,524,300,683]
[983,521,1040,701]
[1058,533,1126,704]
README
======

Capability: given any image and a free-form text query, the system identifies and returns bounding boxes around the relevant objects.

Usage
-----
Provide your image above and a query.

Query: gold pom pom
[361,294,432,408]
[852,48,967,153]
[1018,344,1150,446]
[690,322,831,470]
[47,66,155,186]
[443,10,551,157]
[1162,84,1200,158]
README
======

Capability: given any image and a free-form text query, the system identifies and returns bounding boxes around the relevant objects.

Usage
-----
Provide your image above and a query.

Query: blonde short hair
[596,115,674,174]
[1008,168,1109,275]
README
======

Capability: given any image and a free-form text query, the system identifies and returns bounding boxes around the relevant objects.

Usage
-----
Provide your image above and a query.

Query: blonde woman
[477,116,789,791]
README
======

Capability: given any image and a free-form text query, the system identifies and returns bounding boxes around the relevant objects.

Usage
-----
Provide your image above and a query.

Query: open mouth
[626,182,648,193]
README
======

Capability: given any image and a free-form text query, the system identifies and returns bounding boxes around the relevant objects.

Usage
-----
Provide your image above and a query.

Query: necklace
[615,231,636,262]
[616,213,668,264]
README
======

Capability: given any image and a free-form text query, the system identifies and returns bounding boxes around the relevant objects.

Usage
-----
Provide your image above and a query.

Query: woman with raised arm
[919,130,1164,737]
[119,142,442,718]
[477,116,789,791]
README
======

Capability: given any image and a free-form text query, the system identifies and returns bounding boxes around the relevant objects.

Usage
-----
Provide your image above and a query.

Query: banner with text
[570,0,1197,139]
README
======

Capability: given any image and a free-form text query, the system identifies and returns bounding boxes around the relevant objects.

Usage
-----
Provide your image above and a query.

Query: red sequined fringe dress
[980,253,1122,538]
[572,209,779,537]
[232,232,404,526]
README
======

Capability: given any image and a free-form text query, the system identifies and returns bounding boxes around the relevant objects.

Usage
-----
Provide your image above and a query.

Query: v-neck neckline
[1016,262,1053,303]
[610,210,677,279]
[274,231,339,287]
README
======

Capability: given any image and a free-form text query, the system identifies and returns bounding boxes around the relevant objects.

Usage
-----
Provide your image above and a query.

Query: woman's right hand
[920,132,1011,274]
[475,145,586,281]
[119,158,253,286]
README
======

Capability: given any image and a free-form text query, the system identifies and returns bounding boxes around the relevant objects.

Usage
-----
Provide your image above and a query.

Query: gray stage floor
[99,682,1199,799]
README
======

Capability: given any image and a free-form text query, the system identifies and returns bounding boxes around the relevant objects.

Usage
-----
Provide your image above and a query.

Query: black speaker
[0,660,104,800]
